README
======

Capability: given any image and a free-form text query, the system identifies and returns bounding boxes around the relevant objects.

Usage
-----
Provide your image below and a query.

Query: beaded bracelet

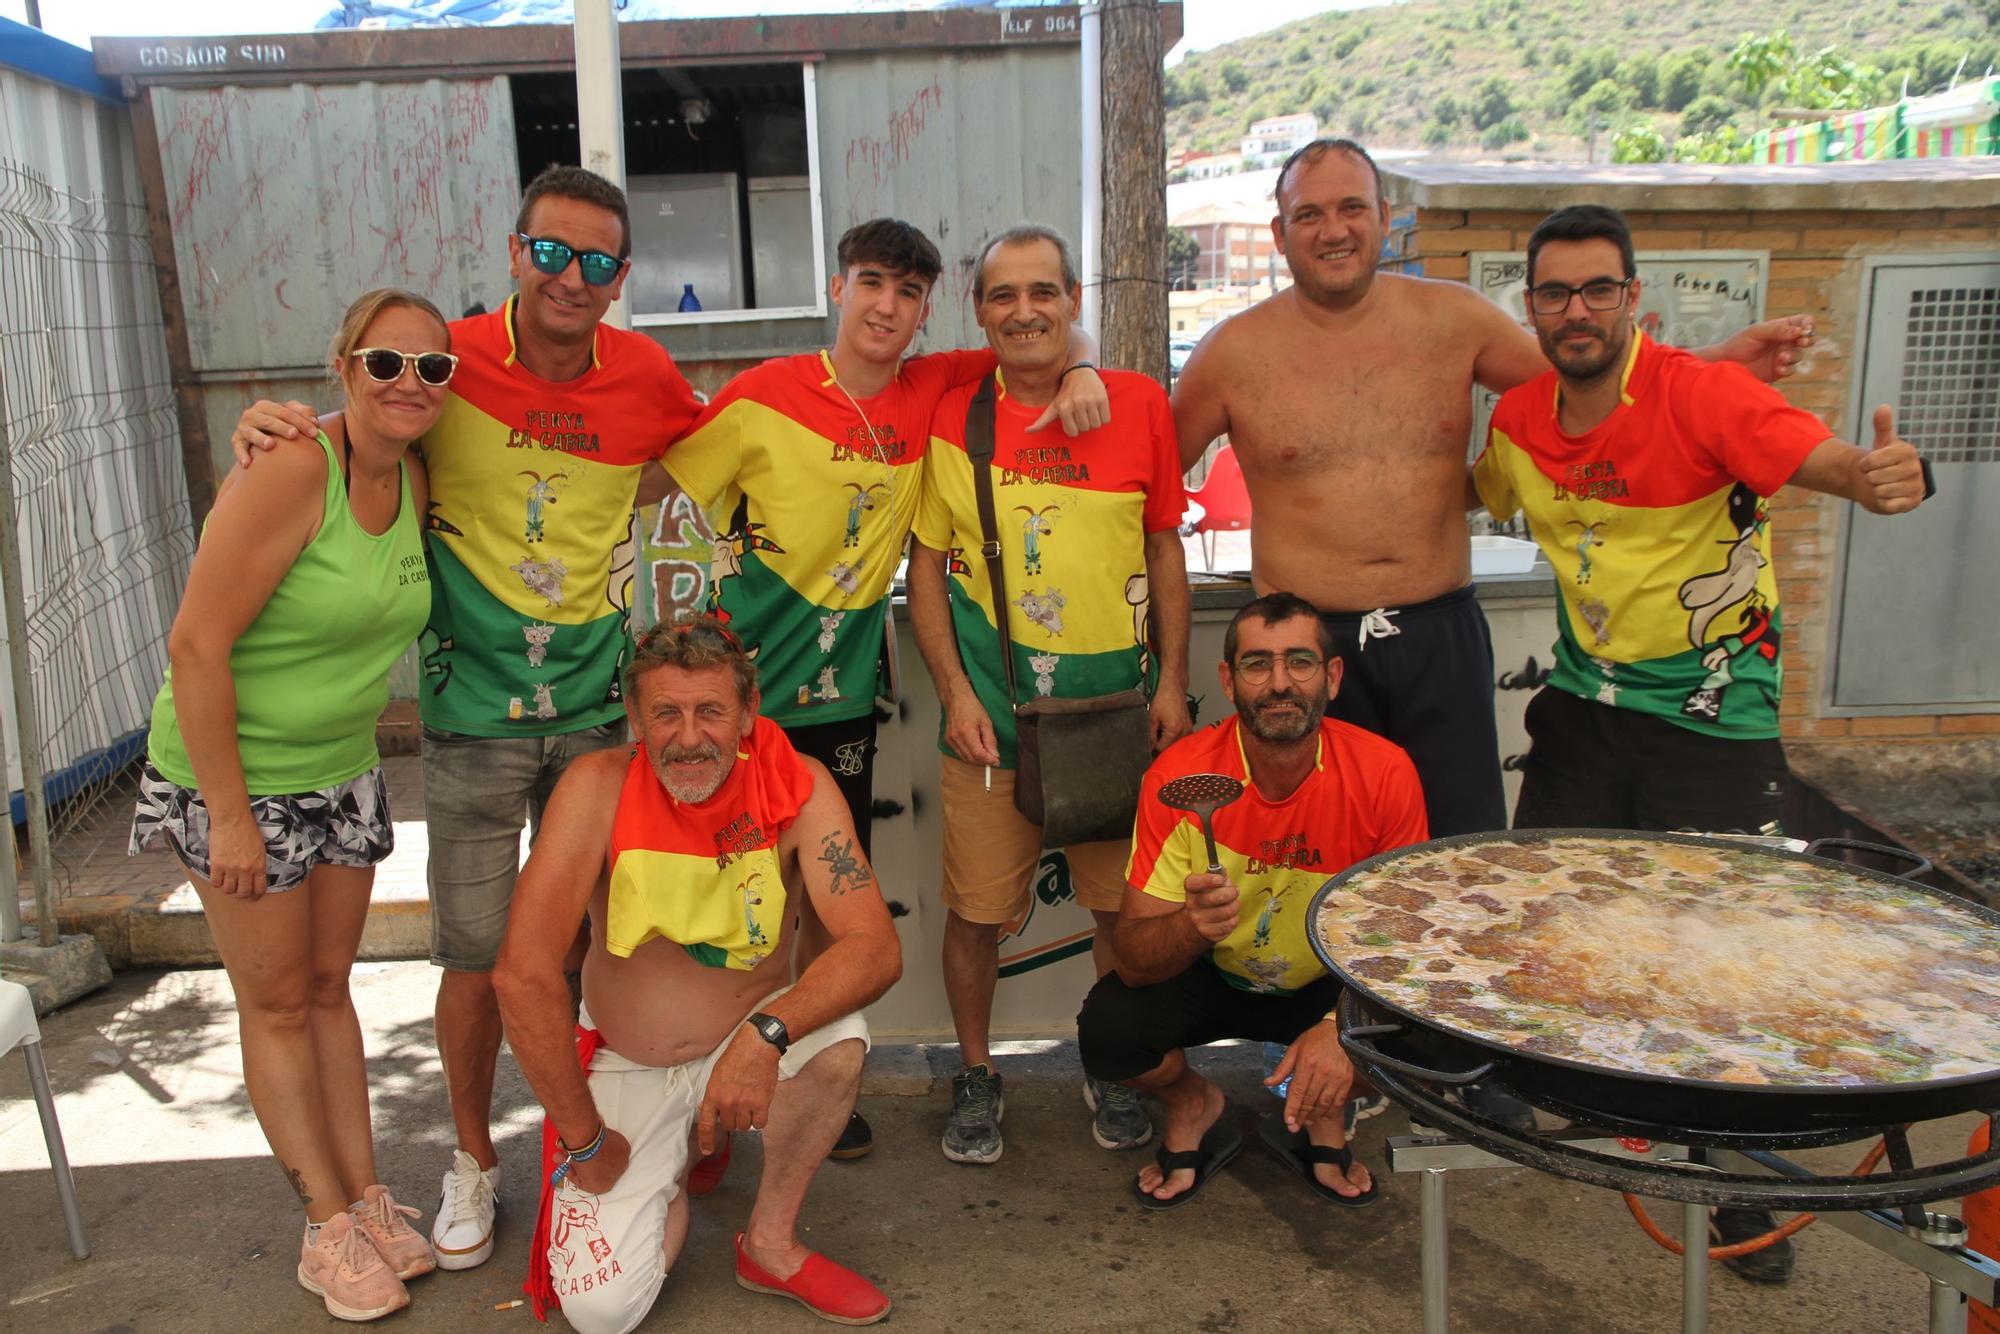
[550,1122,606,1188]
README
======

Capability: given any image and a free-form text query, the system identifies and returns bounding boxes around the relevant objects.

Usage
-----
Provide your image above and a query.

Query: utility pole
[0,356,58,947]
[1097,0,1168,386]
[573,0,629,331]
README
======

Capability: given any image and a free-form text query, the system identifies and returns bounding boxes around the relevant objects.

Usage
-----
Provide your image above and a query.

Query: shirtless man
[1172,138,1811,839]
[493,617,901,1331]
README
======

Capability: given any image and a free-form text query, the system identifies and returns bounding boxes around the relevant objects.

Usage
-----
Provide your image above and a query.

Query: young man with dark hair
[1078,592,1426,1209]
[228,163,704,1271]
[1473,202,1927,1279]
[665,218,1108,1162]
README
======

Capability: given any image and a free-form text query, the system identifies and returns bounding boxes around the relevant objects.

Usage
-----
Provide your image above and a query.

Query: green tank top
[147,431,431,795]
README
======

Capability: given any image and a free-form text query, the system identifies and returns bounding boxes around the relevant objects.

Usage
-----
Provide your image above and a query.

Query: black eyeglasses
[1527,277,1634,316]
[351,347,459,386]
[516,233,627,287]
[1234,650,1326,685]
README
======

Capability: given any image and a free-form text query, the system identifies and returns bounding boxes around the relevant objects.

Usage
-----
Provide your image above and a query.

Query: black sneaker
[1083,1076,1153,1151]
[1713,1206,1796,1284]
[942,1063,1004,1164]
[828,1110,873,1161]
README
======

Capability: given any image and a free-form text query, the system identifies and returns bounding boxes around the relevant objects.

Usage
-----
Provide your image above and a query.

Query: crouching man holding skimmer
[494,617,901,1331]
[1078,594,1428,1209]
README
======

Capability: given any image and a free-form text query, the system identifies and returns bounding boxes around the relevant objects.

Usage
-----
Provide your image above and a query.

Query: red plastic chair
[1185,442,1251,567]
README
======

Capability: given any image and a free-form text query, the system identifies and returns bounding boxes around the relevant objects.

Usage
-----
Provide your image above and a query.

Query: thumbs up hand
[1854,405,1927,515]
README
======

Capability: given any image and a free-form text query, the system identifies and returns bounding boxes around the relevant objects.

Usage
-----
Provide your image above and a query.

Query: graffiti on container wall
[845,75,945,191]
[156,79,512,363]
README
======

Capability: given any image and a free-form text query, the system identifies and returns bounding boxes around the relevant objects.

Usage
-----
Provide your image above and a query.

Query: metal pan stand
[1384,1109,2000,1334]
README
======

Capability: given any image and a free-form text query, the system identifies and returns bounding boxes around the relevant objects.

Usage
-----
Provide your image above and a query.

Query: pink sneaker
[352,1184,437,1280]
[298,1211,410,1321]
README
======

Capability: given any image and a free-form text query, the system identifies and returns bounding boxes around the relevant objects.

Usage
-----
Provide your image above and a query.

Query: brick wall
[1401,204,2000,741]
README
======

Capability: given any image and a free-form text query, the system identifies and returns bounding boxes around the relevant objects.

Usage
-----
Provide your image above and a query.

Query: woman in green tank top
[129,289,452,1321]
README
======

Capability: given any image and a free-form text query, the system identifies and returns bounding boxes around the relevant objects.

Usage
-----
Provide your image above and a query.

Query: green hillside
[1166,0,1997,161]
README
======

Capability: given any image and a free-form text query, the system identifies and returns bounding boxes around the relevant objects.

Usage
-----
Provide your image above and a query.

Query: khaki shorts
[549,996,870,1334]
[938,753,1131,924]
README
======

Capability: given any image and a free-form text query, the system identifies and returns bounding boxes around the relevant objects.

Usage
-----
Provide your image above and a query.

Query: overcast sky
[4,0,1393,58]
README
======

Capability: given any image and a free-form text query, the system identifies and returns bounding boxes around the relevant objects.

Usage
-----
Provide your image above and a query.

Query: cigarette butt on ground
[495,1299,524,1310]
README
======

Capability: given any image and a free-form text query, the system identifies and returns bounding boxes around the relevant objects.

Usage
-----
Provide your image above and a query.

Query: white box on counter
[1471,534,1541,576]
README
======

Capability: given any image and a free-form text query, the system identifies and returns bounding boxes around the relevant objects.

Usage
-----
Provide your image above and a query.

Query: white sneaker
[431,1149,498,1271]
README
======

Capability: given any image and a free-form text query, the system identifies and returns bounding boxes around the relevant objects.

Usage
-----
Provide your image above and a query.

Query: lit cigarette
[984,765,992,793]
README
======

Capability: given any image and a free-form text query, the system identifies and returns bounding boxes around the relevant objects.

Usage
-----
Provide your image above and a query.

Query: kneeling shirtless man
[495,617,901,1332]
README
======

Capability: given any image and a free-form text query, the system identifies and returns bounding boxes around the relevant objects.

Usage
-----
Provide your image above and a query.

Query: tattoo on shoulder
[283,1162,312,1205]
[816,833,873,896]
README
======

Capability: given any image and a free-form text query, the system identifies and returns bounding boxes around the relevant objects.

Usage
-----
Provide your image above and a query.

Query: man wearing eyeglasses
[1077,592,1426,1210]
[229,165,703,1273]
[1472,204,1927,1282]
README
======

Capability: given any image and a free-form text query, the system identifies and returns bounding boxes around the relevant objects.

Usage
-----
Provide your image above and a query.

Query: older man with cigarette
[907,223,1191,1167]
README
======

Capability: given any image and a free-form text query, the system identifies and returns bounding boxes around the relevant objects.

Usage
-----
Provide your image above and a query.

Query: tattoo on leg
[816,832,873,896]
[284,1162,312,1206]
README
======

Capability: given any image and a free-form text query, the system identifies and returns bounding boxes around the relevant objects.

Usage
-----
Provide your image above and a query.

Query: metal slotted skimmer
[1157,772,1245,873]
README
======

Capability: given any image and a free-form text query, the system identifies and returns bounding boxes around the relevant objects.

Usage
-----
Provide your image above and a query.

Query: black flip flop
[1256,1116,1381,1208]
[1132,1123,1243,1211]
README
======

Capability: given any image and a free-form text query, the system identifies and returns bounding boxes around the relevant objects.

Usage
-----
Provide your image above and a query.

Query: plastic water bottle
[678,283,701,313]
[1262,1041,1290,1099]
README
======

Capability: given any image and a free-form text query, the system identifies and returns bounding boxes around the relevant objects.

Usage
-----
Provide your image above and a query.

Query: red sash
[524,1024,604,1322]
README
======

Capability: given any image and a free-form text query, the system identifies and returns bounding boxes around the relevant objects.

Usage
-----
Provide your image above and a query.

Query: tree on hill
[1570,78,1634,135]
[1563,47,1620,101]
[1728,30,1885,111]
[1165,67,1209,108]
[1659,52,1706,112]
[1678,94,1736,137]
[1167,229,1199,290]
[1470,77,1517,130]
[1618,54,1661,109]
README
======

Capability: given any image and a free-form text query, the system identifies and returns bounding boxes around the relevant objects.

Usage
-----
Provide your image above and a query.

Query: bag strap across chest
[964,372,1019,707]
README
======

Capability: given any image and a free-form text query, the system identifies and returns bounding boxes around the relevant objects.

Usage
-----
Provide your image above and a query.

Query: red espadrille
[733,1232,890,1326]
[687,1136,731,1198]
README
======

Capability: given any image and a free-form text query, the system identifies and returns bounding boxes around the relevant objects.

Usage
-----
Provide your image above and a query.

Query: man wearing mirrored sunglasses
[229,164,704,1274]
[1472,204,1928,1284]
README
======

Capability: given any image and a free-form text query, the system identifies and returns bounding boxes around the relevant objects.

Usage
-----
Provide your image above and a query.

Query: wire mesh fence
[0,158,191,857]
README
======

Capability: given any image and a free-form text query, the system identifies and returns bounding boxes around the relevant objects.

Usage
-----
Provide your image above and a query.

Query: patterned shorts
[129,763,395,893]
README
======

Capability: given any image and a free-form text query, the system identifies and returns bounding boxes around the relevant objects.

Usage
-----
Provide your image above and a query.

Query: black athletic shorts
[1077,957,1342,1083]
[1319,584,1506,837]
[783,712,879,859]
[1511,687,1787,834]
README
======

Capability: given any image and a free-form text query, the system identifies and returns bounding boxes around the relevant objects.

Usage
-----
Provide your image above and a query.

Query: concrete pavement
[23,757,440,971]
[2,961,1983,1332]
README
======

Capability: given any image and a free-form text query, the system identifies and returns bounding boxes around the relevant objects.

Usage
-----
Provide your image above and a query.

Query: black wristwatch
[746,1011,790,1055]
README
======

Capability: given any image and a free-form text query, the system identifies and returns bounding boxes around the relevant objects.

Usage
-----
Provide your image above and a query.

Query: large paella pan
[1308,830,2000,1133]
